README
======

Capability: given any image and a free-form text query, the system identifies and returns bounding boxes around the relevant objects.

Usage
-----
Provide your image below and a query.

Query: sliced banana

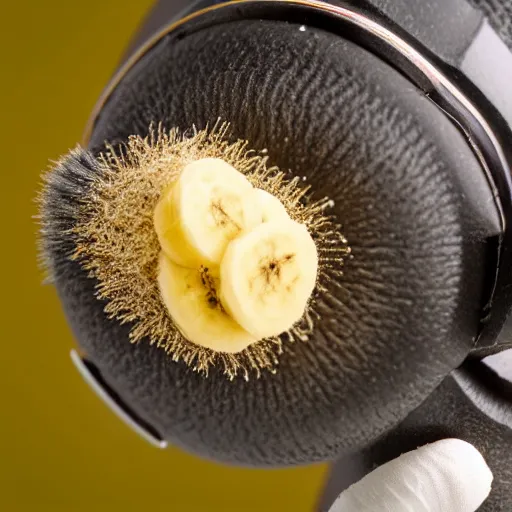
[220,220,318,339]
[254,188,290,222]
[153,181,194,269]
[154,158,262,270]
[157,253,258,353]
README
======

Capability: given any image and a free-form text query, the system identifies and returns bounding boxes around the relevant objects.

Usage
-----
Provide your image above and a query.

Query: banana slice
[154,158,262,270]
[254,188,290,222]
[157,253,258,353]
[153,181,190,267]
[220,220,318,339]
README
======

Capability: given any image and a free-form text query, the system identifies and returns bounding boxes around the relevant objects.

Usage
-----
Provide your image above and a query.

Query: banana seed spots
[200,266,223,311]
[208,295,219,307]
[256,252,296,298]
[210,198,242,235]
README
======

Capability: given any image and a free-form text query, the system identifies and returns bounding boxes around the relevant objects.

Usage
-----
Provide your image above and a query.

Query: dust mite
[38,0,512,510]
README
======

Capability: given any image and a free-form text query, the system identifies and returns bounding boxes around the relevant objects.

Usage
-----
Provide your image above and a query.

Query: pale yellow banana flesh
[219,220,318,339]
[154,158,318,353]
[254,188,290,222]
[157,253,257,353]
[154,158,262,270]
[153,182,201,269]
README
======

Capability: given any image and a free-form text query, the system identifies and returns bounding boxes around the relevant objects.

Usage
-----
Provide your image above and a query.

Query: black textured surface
[339,0,512,56]
[40,20,501,465]
[123,0,484,68]
[318,360,512,511]
[468,0,512,49]
[337,0,483,65]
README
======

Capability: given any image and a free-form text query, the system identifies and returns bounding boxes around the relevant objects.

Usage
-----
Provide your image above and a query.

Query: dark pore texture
[50,20,501,465]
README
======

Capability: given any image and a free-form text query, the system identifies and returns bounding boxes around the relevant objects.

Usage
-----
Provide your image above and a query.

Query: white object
[329,438,493,512]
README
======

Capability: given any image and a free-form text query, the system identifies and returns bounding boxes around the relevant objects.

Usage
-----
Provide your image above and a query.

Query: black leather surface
[44,20,500,465]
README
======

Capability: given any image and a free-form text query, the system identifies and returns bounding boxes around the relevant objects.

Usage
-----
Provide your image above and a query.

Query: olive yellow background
[0,1,327,510]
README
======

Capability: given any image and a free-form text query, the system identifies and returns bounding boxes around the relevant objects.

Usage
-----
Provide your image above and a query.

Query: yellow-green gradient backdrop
[0,1,327,510]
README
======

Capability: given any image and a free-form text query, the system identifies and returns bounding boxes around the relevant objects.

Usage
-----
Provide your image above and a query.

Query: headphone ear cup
[53,17,500,465]
[120,0,488,69]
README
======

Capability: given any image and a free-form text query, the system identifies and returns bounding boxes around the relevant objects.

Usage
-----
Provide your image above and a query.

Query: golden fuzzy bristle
[46,123,350,380]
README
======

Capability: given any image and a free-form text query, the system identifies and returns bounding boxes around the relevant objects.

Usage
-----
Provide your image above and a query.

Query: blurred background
[0,1,326,510]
